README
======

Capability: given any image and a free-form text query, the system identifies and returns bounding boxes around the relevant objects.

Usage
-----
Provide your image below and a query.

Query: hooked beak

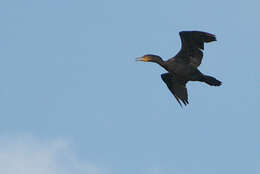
[136,57,144,61]
[136,56,149,62]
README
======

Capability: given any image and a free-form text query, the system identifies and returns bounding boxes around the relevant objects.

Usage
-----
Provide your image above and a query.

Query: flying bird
[136,31,222,107]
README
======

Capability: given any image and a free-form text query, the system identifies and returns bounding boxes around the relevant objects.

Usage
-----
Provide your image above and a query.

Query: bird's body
[136,31,222,107]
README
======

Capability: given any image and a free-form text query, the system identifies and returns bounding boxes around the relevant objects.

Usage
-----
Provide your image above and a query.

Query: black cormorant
[136,31,222,107]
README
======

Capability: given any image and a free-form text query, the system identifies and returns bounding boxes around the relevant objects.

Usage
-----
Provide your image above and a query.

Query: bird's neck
[154,58,167,70]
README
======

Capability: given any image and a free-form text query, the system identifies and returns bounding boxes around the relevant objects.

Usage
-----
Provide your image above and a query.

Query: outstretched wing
[161,73,188,107]
[175,31,216,67]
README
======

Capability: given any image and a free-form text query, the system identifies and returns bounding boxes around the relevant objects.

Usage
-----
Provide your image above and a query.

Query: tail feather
[202,75,222,86]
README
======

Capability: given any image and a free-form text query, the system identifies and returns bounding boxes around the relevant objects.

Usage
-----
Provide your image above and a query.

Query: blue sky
[0,0,260,174]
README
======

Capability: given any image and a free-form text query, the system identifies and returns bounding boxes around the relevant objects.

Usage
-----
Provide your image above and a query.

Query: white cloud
[0,134,102,174]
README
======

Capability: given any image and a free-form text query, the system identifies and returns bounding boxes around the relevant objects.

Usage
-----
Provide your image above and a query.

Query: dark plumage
[136,31,222,107]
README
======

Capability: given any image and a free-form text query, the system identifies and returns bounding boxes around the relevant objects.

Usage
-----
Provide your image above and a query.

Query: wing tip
[179,30,217,42]
[174,94,189,107]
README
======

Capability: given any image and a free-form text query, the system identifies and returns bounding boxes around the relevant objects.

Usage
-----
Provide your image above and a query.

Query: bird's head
[136,54,163,63]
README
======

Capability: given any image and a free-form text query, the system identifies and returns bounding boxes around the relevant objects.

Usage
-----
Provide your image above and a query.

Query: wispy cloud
[0,134,102,174]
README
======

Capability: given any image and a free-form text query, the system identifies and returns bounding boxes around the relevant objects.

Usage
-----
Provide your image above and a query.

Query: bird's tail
[201,75,222,86]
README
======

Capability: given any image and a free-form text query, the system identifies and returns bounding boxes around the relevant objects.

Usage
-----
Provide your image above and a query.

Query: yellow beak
[136,56,149,62]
